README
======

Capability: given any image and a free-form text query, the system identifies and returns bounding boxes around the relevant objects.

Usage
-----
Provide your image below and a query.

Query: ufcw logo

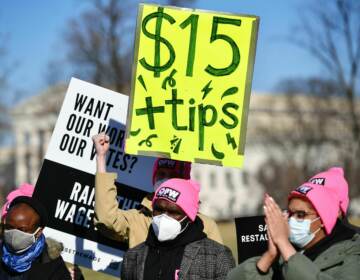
[309,178,326,186]
[158,159,176,169]
[157,187,180,202]
[296,185,313,195]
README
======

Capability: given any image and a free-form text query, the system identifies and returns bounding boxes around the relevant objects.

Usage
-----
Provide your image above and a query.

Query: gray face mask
[4,227,41,254]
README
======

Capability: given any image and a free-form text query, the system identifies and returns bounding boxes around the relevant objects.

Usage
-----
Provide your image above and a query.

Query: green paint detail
[220,103,239,129]
[138,134,158,147]
[198,104,217,151]
[189,105,196,131]
[161,69,177,90]
[205,16,241,76]
[180,14,199,77]
[201,80,213,100]
[170,135,182,154]
[137,75,147,91]
[165,89,187,130]
[221,87,238,99]
[130,128,141,136]
[139,7,176,77]
[173,138,182,154]
[135,97,164,129]
[226,133,237,150]
[170,136,178,145]
[211,144,225,159]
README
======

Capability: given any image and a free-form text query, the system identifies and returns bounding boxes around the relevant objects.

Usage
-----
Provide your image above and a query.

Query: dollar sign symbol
[139,7,176,77]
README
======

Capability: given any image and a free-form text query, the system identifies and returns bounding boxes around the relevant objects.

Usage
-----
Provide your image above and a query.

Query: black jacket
[122,237,235,280]
[0,241,71,280]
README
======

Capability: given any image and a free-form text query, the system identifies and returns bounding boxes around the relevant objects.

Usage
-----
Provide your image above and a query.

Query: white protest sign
[34,78,156,276]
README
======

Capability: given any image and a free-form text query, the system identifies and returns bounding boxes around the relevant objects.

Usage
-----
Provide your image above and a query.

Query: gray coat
[227,233,360,280]
[121,238,235,280]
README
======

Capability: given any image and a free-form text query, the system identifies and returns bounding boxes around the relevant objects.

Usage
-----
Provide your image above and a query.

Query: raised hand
[264,194,296,261]
[265,217,278,258]
[264,194,289,246]
[92,132,110,156]
[92,133,110,173]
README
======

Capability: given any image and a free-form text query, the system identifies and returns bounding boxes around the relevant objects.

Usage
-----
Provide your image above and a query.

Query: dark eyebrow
[288,207,308,212]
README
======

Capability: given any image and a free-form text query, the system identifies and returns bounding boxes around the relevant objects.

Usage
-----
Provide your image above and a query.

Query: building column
[30,129,40,184]
[44,129,53,155]
[15,127,27,186]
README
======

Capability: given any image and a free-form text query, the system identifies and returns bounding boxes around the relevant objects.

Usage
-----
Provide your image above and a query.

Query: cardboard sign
[235,216,268,263]
[125,4,259,167]
[33,78,156,276]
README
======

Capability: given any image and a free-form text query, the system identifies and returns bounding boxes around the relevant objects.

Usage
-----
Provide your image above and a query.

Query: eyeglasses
[285,210,317,221]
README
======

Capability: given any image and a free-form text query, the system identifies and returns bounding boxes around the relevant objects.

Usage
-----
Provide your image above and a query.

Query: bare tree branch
[63,0,195,94]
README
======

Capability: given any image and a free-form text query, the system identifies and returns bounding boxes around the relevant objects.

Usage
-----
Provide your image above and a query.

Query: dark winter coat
[227,222,360,280]
[121,237,235,280]
[0,238,71,280]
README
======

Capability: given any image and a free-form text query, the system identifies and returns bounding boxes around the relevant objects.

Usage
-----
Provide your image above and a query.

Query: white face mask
[151,214,188,242]
[4,227,41,254]
[288,217,321,248]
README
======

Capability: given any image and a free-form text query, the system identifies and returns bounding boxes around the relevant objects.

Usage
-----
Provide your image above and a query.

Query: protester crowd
[0,132,359,279]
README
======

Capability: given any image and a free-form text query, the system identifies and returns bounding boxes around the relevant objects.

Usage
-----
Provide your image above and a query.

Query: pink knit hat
[308,167,349,214]
[152,158,191,185]
[1,183,35,219]
[152,178,200,221]
[289,183,340,235]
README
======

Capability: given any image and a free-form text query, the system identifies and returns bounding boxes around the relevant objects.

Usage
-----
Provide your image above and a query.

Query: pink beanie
[1,183,35,219]
[308,167,349,214]
[289,183,340,235]
[152,158,191,185]
[152,178,200,221]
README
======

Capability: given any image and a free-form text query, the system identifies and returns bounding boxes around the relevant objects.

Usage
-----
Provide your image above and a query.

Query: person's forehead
[155,199,182,211]
[7,203,38,220]
[288,197,314,211]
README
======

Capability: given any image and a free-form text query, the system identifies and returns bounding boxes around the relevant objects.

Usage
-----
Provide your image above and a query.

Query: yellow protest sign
[125,4,259,167]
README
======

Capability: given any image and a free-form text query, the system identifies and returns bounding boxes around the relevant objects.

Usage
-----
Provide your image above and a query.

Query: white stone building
[7,86,360,219]
[11,85,66,185]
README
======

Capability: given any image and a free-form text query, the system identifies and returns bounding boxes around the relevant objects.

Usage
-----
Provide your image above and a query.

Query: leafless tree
[0,34,9,94]
[257,0,360,209]
[65,0,129,93]
[290,0,360,199]
[294,0,359,142]
[64,0,195,94]
[0,34,11,144]
[0,34,15,205]
[255,77,359,207]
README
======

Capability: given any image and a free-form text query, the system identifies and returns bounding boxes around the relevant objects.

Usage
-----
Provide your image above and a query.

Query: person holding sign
[227,170,360,280]
[121,178,235,279]
[92,133,222,248]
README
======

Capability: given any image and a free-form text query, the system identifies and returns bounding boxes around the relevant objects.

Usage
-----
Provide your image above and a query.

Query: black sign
[34,159,148,251]
[235,215,268,263]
